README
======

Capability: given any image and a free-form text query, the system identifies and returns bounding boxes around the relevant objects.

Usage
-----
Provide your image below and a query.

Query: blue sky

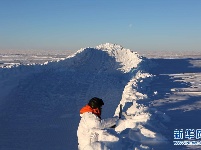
[0,0,201,51]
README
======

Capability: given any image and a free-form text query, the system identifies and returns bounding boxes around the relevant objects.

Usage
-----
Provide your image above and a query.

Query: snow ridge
[65,43,142,73]
[0,43,170,150]
[114,69,169,149]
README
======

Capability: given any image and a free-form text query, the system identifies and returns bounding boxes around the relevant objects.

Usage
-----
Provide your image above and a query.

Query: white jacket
[77,112,118,150]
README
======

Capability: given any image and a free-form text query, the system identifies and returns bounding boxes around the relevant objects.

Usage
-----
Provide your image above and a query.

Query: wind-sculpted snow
[2,43,200,150]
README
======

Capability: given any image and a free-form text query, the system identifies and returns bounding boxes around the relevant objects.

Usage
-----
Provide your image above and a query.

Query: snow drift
[0,43,170,150]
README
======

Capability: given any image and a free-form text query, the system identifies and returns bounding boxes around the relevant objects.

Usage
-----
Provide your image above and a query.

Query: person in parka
[77,97,118,150]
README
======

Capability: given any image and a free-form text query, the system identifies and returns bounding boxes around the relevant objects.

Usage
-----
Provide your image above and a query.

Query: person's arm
[84,112,118,129]
[100,117,118,129]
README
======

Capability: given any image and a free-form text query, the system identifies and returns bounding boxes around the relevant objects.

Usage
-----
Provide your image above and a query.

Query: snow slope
[0,43,201,150]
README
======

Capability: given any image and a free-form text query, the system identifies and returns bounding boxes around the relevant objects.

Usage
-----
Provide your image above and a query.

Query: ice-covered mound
[64,43,142,73]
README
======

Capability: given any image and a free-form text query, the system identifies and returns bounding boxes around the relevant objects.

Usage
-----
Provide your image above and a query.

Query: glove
[110,117,119,128]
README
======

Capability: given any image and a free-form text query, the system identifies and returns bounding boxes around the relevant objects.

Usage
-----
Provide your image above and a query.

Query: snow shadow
[147,58,201,150]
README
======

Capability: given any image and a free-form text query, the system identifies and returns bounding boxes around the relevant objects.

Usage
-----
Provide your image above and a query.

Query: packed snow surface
[0,43,201,150]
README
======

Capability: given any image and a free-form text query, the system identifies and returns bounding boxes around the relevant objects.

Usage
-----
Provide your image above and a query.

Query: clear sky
[0,0,201,52]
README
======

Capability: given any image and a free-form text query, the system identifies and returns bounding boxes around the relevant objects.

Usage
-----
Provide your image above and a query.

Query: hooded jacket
[77,105,118,150]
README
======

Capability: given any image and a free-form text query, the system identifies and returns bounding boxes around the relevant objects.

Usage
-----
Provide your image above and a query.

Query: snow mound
[0,43,170,150]
[64,43,142,73]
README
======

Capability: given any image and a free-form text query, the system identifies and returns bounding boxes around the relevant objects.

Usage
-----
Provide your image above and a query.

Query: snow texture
[0,43,201,150]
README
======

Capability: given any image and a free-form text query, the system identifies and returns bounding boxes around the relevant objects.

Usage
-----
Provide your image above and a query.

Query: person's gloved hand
[110,116,119,128]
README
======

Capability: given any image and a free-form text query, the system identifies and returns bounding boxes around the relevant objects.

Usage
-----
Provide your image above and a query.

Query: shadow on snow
[146,58,201,150]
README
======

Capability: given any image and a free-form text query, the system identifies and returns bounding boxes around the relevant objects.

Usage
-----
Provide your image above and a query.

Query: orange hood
[80,104,101,118]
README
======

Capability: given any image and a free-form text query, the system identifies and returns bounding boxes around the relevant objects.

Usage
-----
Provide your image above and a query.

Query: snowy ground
[0,50,74,68]
[0,44,201,150]
[146,56,201,150]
